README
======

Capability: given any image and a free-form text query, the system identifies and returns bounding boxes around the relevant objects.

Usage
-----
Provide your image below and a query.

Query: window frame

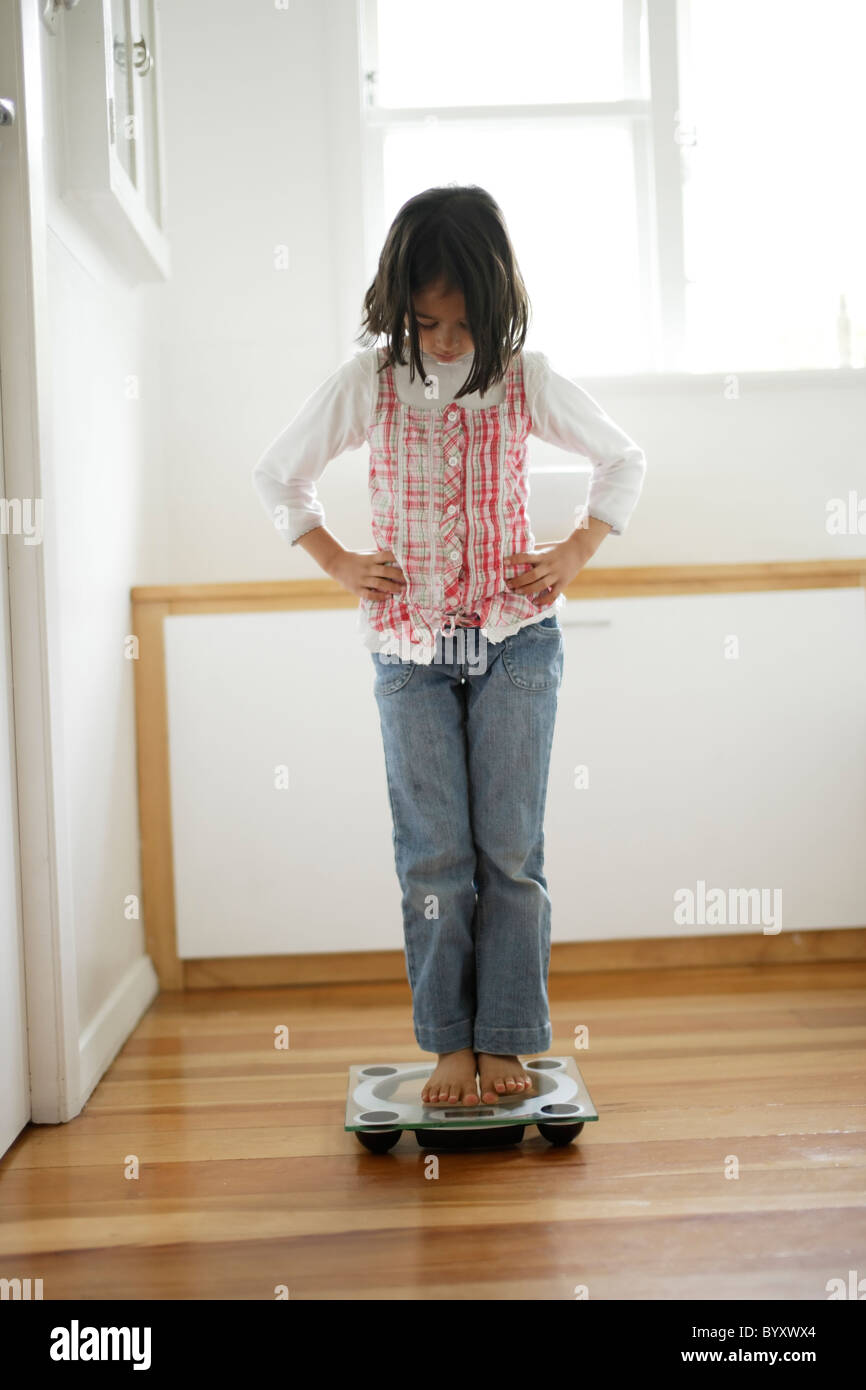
[354,0,866,382]
[358,0,686,373]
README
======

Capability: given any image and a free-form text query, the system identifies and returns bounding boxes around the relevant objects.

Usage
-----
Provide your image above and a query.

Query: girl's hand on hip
[504,536,592,605]
[332,547,406,601]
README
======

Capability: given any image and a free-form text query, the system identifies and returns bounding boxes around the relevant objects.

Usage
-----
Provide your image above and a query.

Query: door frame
[0,0,81,1123]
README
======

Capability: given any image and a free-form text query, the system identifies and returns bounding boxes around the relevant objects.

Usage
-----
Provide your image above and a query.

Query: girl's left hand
[503,537,588,606]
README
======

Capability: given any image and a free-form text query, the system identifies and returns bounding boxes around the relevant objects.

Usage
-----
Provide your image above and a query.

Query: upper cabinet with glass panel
[58,0,170,281]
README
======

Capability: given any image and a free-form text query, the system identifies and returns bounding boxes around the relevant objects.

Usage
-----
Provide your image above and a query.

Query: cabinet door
[165,608,403,957]
[545,587,866,941]
[129,0,167,231]
[163,589,866,959]
[107,0,137,186]
[59,0,169,278]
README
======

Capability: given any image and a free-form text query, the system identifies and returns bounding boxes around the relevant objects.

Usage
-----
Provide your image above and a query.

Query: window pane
[682,0,866,370]
[374,0,634,107]
[382,123,646,375]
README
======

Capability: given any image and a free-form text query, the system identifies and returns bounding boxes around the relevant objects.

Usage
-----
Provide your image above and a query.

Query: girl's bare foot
[421,1048,480,1106]
[475,1052,534,1104]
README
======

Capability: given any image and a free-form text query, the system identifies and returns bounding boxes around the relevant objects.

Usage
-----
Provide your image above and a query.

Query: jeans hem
[415,1019,476,1053]
[473,1024,553,1054]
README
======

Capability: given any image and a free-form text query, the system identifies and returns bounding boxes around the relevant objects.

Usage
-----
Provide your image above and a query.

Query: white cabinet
[58,0,170,280]
[547,587,866,940]
[163,588,866,958]
[164,608,399,957]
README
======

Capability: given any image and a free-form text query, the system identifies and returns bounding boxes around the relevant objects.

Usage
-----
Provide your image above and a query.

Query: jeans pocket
[371,650,417,695]
[502,618,563,691]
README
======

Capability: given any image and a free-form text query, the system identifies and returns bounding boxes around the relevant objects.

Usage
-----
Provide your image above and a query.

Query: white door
[0,383,29,1157]
[0,1,81,1135]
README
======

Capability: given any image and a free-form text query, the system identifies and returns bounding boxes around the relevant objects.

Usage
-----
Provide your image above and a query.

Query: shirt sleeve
[251,352,374,547]
[523,351,647,536]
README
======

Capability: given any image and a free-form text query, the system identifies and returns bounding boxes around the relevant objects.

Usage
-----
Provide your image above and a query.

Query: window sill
[570,366,866,392]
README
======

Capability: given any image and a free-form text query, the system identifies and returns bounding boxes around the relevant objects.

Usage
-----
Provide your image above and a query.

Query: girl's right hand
[331,548,406,601]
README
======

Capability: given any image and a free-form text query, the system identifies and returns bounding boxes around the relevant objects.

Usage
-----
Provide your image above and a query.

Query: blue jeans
[370,613,564,1056]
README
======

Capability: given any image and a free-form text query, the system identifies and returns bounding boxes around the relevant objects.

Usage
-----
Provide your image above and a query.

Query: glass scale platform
[345,1055,598,1151]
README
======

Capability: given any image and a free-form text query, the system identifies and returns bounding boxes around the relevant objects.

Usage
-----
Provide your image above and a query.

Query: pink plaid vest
[361,346,547,657]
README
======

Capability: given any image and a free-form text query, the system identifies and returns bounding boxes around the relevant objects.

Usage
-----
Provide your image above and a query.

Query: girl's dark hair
[357,185,531,399]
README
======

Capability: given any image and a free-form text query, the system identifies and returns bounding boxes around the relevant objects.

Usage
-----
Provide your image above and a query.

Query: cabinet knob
[132,37,154,77]
[113,35,153,77]
[0,98,16,127]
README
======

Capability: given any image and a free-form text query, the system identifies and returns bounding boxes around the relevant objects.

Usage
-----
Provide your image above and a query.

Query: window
[681,0,866,371]
[360,0,866,375]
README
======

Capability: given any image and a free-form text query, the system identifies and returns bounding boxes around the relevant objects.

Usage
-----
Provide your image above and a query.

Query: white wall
[548,370,866,565]
[148,0,339,582]
[40,18,165,1054]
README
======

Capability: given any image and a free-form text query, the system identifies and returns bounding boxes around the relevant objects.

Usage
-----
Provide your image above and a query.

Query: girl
[253,186,647,1109]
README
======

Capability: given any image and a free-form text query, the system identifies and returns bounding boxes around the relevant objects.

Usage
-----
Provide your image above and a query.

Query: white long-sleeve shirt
[252,345,647,548]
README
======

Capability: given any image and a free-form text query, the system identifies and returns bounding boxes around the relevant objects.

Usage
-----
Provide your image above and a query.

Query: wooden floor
[1,962,865,1300]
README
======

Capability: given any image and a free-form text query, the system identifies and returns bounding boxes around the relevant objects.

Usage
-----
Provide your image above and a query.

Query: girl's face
[407,279,474,363]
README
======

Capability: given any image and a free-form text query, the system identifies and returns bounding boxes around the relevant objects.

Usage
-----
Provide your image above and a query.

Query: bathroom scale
[345,1055,597,1152]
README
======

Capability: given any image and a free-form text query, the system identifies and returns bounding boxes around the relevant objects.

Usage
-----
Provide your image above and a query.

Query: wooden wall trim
[131,558,866,612]
[181,927,866,990]
[132,601,183,988]
[130,560,866,989]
